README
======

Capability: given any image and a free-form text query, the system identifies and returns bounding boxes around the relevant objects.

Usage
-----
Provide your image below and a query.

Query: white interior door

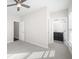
[19,21,24,41]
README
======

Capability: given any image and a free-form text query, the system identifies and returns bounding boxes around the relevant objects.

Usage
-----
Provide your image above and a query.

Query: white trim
[26,40,48,49]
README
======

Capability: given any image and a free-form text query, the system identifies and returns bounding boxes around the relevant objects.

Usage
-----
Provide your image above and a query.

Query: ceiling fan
[7,0,30,11]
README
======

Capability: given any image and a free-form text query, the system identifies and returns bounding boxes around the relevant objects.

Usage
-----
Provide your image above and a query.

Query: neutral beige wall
[23,7,49,48]
[50,9,68,18]
[7,17,14,43]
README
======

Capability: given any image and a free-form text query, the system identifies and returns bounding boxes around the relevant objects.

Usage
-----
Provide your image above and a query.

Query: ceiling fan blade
[14,0,26,3]
[14,0,19,3]
[21,0,27,3]
[17,7,20,11]
[7,4,16,7]
[21,4,30,8]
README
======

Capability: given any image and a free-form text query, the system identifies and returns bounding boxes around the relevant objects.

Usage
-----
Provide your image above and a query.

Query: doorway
[53,18,66,42]
[14,22,19,41]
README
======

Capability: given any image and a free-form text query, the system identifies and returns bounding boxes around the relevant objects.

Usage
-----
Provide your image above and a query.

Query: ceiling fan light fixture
[17,3,21,7]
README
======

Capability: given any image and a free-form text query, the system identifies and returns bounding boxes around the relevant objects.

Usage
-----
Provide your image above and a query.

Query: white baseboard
[25,40,48,49]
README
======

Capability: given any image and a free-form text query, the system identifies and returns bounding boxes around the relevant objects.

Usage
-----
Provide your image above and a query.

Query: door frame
[19,21,24,41]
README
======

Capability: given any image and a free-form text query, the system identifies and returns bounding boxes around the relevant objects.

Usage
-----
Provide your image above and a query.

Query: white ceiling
[7,0,72,17]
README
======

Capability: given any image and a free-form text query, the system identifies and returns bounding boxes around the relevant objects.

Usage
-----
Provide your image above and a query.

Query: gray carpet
[7,40,72,59]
